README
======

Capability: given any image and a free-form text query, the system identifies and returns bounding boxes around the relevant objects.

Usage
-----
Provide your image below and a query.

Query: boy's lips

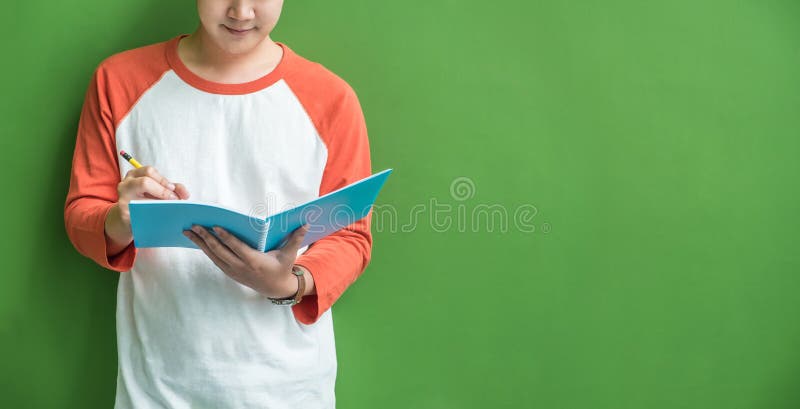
[224,25,254,36]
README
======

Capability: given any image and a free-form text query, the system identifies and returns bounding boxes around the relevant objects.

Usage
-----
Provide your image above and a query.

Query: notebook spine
[256,219,270,252]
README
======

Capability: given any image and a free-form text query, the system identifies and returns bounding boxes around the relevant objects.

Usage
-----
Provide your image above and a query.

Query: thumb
[288,223,309,250]
[173,183,191,200]
[277,224,309,260]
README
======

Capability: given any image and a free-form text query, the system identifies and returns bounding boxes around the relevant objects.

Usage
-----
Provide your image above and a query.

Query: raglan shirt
[64,34,373,409]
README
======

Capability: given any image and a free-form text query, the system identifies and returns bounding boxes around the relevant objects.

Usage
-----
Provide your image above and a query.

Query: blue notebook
[129,169,392,252]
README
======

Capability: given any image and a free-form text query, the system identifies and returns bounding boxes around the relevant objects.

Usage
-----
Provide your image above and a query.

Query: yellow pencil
[119,150,143,168]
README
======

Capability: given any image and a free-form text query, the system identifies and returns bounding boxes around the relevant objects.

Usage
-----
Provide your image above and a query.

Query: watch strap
[268,266,305,305]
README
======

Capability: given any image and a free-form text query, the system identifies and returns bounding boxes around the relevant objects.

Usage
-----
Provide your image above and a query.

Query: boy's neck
[178,28,283,84]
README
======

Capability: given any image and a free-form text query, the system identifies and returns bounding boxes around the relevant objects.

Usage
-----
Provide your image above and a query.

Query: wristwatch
[267,266,306,306]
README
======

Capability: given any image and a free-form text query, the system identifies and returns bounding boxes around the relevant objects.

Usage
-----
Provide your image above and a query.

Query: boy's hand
[105,166,190,255]
[183,224,310,299]
[118,166,190,218]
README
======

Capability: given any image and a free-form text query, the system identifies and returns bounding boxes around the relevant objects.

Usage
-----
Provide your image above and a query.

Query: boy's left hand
[183,224,309,298]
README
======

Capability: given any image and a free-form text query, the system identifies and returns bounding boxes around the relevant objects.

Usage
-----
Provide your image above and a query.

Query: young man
[64,0,373,407]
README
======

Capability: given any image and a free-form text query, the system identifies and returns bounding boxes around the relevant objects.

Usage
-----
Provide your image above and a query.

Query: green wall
[2,1,799,407]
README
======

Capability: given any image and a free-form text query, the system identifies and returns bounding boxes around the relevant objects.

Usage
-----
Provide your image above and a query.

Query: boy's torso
[104,34,345,409]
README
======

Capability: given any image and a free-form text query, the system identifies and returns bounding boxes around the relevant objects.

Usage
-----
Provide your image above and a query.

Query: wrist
[278,269,300,298]
[266,266,306,305]
[105,203,133,255]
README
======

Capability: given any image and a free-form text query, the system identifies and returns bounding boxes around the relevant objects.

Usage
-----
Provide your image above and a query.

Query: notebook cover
[262,168,393,251]
[129,201,267,249]
[128,169,392,251]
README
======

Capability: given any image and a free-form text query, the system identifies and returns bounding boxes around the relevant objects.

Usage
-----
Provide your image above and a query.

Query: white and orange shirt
[64,34,373,408]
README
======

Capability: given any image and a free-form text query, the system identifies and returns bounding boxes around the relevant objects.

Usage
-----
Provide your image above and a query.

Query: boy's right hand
[105,166,191,254]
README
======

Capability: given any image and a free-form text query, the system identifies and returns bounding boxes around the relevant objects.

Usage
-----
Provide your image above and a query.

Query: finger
[190,225,245,269]
[276,224,309,264]
[212,226,257,262]
[184,229,231,271]
[173,183,191,200]
[137,177,179,200]
[128,166,176,191]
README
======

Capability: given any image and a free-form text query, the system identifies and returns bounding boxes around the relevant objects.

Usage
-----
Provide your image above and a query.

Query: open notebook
[129,169,392,252]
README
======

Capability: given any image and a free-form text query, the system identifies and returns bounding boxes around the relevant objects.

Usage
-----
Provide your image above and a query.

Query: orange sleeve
[290,80,373,325]
[64,65,137,272]
[65,42,169,271]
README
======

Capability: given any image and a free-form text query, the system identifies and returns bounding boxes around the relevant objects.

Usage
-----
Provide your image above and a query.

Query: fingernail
[167,183,176,190]
[170,192,179,199]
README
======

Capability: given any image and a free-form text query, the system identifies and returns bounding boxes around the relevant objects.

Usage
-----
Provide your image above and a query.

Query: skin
[105,0,314,300]
[178,0,285,84]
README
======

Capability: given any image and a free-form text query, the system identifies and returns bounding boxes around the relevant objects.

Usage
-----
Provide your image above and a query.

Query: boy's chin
[213,36,266,55]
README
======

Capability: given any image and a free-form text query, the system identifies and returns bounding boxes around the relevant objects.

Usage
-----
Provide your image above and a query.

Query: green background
[2,0,799,407]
